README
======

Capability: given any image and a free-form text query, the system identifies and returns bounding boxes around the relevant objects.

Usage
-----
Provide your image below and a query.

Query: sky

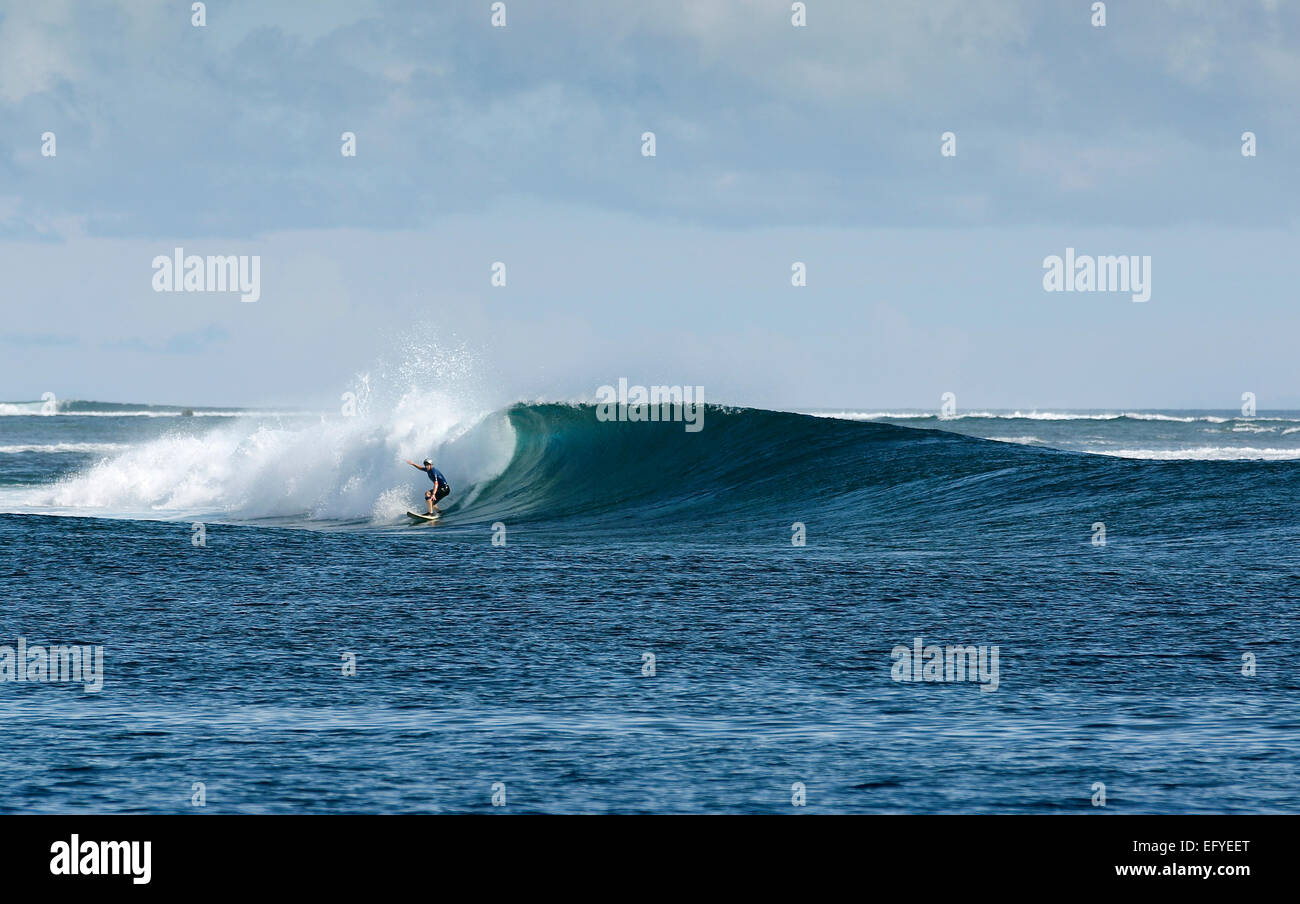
[1,0,1298,410]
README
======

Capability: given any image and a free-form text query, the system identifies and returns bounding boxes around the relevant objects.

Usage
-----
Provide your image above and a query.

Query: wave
[4,402,977,525]
[7,400,1300,529]
[435,404,1300,527]
[448,403,978,525]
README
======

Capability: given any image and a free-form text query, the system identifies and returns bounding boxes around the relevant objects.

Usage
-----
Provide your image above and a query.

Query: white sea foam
[1098,447,1300,461]
[807,410,1228,422]
[983,435,1045,445]
[5,341,516,523]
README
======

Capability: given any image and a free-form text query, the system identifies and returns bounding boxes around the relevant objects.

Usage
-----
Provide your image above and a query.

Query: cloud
[0,0,1297,237]
[0,1,83,103]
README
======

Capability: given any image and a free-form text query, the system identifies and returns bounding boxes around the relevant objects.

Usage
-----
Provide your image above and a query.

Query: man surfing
[405,458,451,515]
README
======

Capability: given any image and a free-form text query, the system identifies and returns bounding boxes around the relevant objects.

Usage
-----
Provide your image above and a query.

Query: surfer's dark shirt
[427,466,449,489]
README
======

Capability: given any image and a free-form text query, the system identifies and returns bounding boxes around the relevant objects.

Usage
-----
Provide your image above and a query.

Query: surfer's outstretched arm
[404,459,423,470]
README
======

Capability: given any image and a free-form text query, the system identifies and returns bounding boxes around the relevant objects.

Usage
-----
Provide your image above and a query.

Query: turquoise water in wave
[1,402,1298,813]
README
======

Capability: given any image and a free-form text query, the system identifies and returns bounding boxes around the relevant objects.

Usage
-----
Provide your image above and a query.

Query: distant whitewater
[805,409,1300,461]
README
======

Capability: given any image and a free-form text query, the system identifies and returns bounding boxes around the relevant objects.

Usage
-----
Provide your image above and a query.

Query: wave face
[460,403,1056,527]
[403,404,1300,543]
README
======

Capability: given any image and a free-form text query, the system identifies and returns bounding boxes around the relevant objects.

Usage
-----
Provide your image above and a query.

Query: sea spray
[26,341,516,523]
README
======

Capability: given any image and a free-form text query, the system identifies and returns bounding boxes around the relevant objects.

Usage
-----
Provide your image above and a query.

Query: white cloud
[0,2,82,103]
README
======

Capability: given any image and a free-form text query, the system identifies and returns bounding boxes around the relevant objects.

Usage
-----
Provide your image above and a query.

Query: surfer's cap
[423,459,433,466]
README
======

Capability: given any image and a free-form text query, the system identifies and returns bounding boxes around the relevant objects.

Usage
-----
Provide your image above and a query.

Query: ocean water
[2,398,1298,813]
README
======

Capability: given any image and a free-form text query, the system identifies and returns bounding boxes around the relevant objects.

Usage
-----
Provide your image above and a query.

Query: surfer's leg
[425,489,435,514]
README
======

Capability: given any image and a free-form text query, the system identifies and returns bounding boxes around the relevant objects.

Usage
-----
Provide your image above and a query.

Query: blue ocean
[2,397,1298,813]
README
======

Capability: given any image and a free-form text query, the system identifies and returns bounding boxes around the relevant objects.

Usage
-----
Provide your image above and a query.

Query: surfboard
[406,510,441,522]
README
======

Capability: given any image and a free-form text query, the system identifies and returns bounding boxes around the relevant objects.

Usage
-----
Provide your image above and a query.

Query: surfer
[406,458,451,515]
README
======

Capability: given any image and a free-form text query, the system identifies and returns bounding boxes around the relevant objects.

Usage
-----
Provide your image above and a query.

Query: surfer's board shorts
[428,484,451,501]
